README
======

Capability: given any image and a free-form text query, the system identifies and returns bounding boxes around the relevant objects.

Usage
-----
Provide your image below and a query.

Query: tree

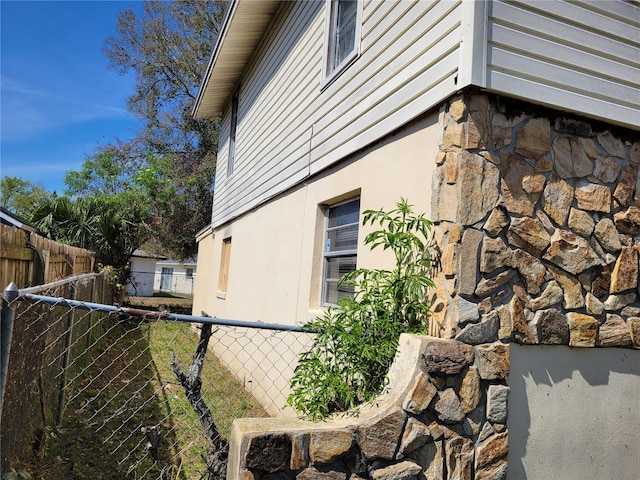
[65,141,215,259]
[103,0,224,157]
[64,142,145,198]
[1,176,53,219]
[82,0,227,259]
[30,195,150,269]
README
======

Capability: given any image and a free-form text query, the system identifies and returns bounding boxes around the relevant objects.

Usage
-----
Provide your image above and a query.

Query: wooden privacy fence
[0,224,95,289]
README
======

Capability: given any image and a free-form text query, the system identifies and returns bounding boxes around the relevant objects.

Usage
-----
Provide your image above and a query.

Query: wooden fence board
[0,224,96,289]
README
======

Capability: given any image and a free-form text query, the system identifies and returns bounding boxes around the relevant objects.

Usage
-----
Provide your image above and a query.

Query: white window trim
[321,0,363,90]
[321,197,360,307]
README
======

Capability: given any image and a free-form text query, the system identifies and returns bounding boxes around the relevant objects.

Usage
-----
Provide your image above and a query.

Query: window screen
[322,198,360,305]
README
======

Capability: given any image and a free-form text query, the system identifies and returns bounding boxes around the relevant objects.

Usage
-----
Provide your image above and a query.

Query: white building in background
[154,258,197,295]
[127,250,165,297]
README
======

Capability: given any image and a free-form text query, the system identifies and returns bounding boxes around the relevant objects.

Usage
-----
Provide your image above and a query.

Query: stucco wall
[192,112,440,415]
[508,344,640,480]
[194,111,439,326]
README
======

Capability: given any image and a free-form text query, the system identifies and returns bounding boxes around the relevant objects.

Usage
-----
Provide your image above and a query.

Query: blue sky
[1,0,144,194]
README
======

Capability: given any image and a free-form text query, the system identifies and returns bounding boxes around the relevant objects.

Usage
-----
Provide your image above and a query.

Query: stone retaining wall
[429,92,639,348]
[229,335,510,480]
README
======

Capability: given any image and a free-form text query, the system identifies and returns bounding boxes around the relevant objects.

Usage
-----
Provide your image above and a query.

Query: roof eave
[192,0,281,119]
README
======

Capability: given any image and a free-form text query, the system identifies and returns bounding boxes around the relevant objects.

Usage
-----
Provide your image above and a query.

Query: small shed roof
[0,207,37,233]
[131,249,167,260]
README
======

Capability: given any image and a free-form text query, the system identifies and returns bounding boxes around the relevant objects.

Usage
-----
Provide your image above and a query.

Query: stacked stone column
[430,93,639,349]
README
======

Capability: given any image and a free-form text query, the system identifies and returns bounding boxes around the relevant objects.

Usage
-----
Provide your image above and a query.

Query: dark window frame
[321,197,360,306]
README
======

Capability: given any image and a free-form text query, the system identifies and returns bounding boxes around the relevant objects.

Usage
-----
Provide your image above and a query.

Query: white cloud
[0,74,131,142]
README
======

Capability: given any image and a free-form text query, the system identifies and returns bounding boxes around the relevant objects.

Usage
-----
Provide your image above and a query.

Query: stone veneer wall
[229,335,510,480]
[228,92,639,479]
[429,92,639,348]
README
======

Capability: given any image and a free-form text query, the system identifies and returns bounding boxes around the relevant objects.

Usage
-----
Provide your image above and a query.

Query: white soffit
[193,0,281,119]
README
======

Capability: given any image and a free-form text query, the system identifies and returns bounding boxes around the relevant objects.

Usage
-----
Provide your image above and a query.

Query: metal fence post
[87,277,96,350]
[56,281,76,425]
[1,282,19,418]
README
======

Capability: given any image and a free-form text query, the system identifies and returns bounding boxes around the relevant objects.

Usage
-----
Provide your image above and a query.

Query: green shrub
[288,199,435,420]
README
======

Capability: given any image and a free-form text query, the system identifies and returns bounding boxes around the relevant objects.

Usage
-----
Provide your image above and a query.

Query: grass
[147,321,268,476]
[18,316,268,479]
[124,294,193,310]
[151,292,193,300]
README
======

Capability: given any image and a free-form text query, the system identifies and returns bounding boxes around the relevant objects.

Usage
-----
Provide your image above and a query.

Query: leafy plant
[1,176,52,219]
[288,199,435,420]
[2,469,33,480]
[30,195,150,269]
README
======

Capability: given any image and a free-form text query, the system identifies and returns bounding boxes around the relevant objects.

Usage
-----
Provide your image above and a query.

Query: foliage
[103,0,224,156]
[63,143,144,198]
[1,469,33,480]
[0,176,53,219]
[30,195,150,269]
[78,0,228,259]
[64,141,215,259]
[288,199,435,421]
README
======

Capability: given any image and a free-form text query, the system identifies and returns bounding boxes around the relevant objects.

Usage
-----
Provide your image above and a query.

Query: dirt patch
[125,295,193,313]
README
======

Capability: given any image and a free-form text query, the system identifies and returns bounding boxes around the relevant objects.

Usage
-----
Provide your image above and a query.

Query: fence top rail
[16,272,100,294]
[11,289,307,333]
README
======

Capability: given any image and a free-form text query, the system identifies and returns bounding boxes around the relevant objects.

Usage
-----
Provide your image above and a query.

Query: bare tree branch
[171,318,228,479]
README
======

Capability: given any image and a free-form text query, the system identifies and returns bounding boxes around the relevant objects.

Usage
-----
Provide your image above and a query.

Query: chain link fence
[1,272,314,479]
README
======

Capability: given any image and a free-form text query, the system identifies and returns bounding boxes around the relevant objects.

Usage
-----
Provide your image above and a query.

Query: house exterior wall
[429,91,639,479]
[207,0,638,231]
[195,112,438,326]
[484,0,639,128]
[508,344,640,480]
[429,92,639,345]
[190,0,640,463]
[192,112,440,415]
[224,90,640,477]
[211,0,463,228]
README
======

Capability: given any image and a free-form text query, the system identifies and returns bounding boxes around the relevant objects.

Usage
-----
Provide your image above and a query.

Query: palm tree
[31,195,150,268]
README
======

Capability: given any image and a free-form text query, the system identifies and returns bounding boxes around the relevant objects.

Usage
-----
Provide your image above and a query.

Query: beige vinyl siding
[310,0,461,172]
[213,1,323,225]
[486,0,640,129]
[212,0,464,227]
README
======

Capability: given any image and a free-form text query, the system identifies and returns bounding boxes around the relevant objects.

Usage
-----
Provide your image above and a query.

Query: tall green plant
[288,199,435,420]
[30,195,150,268]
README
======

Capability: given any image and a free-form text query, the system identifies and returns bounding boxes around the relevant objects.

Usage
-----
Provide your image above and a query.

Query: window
[228,91,239,178]
[322,198,360,305]
[324,0,362,81]
[186,268,194,279]
[218,237,232,293]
